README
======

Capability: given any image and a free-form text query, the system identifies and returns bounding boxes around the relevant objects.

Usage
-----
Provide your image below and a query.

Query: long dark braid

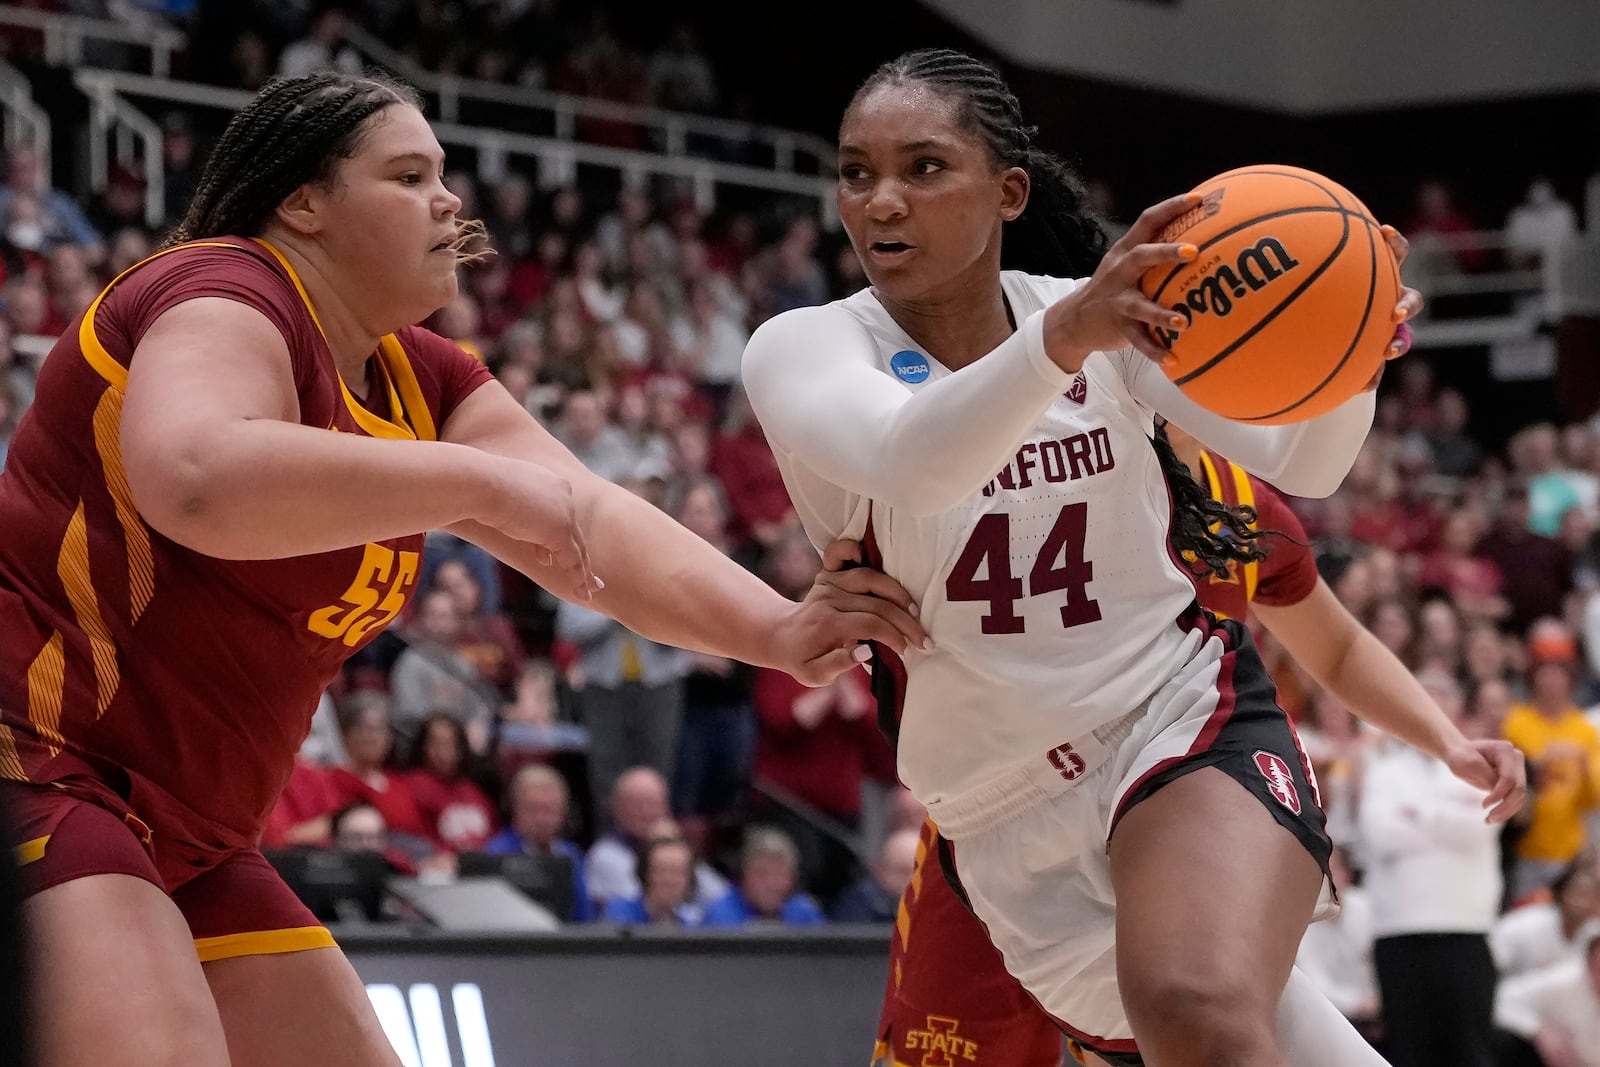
[160,70,426,249]
[853,48,1265,575]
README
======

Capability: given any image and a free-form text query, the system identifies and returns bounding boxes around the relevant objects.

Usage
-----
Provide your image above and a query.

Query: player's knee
[1122,973,1276,1065]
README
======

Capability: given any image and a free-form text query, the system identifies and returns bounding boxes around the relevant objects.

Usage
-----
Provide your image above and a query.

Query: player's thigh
[25,872,230,1067]
[1107,766,1322,1029]
[205,945,401,1067]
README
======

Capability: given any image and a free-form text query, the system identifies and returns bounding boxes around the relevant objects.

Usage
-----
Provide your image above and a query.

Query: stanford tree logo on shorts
[1252,751,1301,815]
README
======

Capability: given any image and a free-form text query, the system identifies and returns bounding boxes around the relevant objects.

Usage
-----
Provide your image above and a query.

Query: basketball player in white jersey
[742,48,1439,1067]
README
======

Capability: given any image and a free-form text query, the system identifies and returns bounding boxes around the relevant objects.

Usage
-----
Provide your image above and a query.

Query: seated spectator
[429,557,525,697]
[0,146,104,264]
[1492,921,1600,1067]
[1422,387,1483,479]
[482,763,594,923]
[584,766,726,911]
[1492,851,1600,982]
[602,833,704,927]
[261,747,340,849]
[388,589,496,750]
[1477,480,1575,635]
[326,689,436,864]
[1502,625,1600,900]
[702,826,825,927]
[277,2,362,78]
[1416,508,1510,624]
[403,713,500,854]
[709,388,799,553]
[829,827,919,924]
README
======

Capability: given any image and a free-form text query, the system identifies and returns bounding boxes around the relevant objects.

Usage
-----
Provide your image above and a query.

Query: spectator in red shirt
[749,531,895,900]
[402,713,500,854]
[1417,507,1511,624]
[326,689,436,864]
[260,755,340,849]
[709,388,798,553]
[1477,480,1575,635]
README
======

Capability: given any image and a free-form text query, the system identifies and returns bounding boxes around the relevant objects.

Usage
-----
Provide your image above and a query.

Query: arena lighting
[366,983,498,1067]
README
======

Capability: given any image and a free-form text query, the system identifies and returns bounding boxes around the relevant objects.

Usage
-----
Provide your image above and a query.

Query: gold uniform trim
[25,632,66,757]
[251,238,430,442]
[91,389,155,622]
[0,723,26,782]
[58,502,120,717]
[15,835,48,866]
[78,240,244,391]
[193,925,338,963]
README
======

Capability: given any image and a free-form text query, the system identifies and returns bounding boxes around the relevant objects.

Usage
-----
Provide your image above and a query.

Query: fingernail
[1394,306,1409,323]
[852,644,873,663]
[1387,342,1403,358]
[1162,354,1179,367]
[921,636,936,651]
[909,601,920,618]
[1168,314,1186,329]
[1184,192,1202,203]
[1380,224,1398,237]
[1178,243,1197,260]
[593,576,606,590]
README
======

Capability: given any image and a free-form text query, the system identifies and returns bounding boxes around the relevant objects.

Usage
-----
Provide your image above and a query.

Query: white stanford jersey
[743,270,1375,810]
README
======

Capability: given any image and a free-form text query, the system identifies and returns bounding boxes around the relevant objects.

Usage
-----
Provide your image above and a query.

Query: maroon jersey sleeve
[103,240,326,392]
[393,325,496,429]
[1248,475,1319,608]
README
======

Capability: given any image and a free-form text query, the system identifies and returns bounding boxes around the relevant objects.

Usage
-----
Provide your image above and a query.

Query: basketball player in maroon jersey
[0,70,927,1066]
[870,420,1524,1067]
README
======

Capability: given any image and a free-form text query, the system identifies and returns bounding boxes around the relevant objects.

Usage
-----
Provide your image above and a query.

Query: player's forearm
[455,475,796,668]
[1314,629,1461,760]
[131,418,502,559]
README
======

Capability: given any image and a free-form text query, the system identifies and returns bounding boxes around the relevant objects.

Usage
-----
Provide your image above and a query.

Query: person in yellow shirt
[1503,620,1600,902]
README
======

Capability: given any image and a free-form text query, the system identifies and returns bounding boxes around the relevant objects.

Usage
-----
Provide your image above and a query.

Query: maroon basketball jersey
[0,238,492,851]
[1192,448,1318,623]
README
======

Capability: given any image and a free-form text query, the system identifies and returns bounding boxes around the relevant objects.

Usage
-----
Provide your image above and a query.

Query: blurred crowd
[1,2,1599,1061]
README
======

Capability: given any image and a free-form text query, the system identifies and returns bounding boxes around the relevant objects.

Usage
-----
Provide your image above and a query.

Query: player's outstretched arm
[1254,578,1526,822]
[440,379,929,686]
[122,298,592,591]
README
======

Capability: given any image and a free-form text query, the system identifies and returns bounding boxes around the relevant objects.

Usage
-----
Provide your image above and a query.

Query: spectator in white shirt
[1356,667,1503,1067]
[1491,849,1600,982]
[1493,922,1600,1067]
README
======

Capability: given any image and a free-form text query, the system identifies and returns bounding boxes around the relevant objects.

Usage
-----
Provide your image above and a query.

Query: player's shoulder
[999,269,1083,314]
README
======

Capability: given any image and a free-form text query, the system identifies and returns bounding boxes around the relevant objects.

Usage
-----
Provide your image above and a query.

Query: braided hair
[161,69,484,258]
[849,48,1264,578]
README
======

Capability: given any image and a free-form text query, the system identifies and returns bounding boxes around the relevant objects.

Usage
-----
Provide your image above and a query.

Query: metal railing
[72,68,837,230]
[337,22,837,184]
[0,54,48,185]
[0,3,184,77]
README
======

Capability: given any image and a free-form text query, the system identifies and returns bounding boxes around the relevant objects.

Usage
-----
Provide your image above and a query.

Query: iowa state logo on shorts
[903,1016,980,1066]
[1253,751,1301,815]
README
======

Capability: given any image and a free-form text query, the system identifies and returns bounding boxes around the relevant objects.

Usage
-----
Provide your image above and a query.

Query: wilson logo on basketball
[1253,751,1301,815]
[1151,237,1301,350]
[1160,187,1225,240]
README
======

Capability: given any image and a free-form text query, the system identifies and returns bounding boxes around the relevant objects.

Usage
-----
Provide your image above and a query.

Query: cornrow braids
[160,69,425,250]
[1152,422,1270,579]
[854,48,1267,574]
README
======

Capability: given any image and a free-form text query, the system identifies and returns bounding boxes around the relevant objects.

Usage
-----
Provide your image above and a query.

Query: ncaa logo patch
[890,350,932,384]
[1253,751,1301,815]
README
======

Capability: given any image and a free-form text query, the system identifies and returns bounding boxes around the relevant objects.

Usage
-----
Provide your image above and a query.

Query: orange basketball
[1138,164,1402,424]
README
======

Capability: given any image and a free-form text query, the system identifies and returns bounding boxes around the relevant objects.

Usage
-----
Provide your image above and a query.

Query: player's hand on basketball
[480,456,602,599]
[775,537,932,687]
[1443,736,1527,824]
[1042,191,1207,372]
[1363,224,1426,392]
